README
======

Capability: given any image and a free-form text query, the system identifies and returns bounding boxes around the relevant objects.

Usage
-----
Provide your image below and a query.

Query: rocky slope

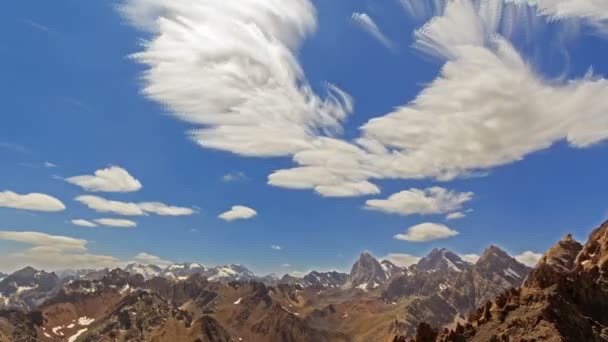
[0,267,61,311]
[397,219,608,342]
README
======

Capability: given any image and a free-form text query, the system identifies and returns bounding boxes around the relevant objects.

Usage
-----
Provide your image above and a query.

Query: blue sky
[1,0,608,275]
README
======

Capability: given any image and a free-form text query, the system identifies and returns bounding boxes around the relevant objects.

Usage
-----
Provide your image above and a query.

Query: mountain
[123,263,163,280]
[160,262,205,279]
[348,251,394,290]
[0,267,60,310]
[414,248,472,273]
[0,272,6,281]
[303,271,348,288]
[397,220,608,341]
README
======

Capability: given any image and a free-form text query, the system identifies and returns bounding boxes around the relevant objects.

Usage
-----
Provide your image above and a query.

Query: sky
[1,0,608,275]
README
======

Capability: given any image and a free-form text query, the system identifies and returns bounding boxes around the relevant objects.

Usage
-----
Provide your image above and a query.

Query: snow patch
[504,267,521,279]
[234,298,242,305]
[78,317,95,326]
[68,328,88,342]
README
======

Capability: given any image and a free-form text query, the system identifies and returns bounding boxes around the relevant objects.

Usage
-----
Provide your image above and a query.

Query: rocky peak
[475,245,530,284]
[576,220,608,273]
[303,271,348,288]
[349,251,387,290]
[415,248,470,273]
[536,233,583,273]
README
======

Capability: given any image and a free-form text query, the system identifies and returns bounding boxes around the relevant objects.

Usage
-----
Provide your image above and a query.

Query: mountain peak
[415,248,469,273]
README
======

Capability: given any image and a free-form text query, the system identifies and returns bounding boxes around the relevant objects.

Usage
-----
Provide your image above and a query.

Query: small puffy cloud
[44,162,57,168]
[281,263,292,268]
[394,222,459,242]
[71,219,98,228]
[0,191,66,212]
[383,253,421,267]
[460,253,480,263]
[218,205,257,222]
[75,195,195,217]
[514,251,542,267]
[94,218,137,228]
[222,172,248,182]
[134,252,173,266]
[351,12,394,49]
[66,166,142,193]
[76,195,145,216]
[271,245,283,251]
[446,212,466,220]
[365,187,473,216]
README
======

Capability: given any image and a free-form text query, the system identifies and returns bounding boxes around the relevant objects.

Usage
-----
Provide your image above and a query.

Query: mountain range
[3,219,608,341]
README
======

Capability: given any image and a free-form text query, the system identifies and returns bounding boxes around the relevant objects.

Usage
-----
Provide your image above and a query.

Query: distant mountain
[414,248,473,273]
[159,262,205,279]
[123,263,163,280]
[0,267,60,310]
[348,251,395,290]
[303,271,348,288]
[0,272,6,281]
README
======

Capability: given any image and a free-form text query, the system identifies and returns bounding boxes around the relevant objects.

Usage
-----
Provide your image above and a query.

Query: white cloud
[94,218,137,228]
[351,12,394,49]
[120,0,353,158]
[537,0,608,33]
[75,195,195,217]
[218,205,257,222]
[394,222,459,242]
[460,253,480,263]
[268,0,608,196]
[271,245,283,251]
[514,250,542,267]
[66,166,142,193]
[0,231,86,251]
[383,253,421,267]
[71,219,98,228]
[120,0,608,200]
[222,172,248,182]
[446,212,466,220]
[365,187,473,216]
[134,252,173,266]
[44,162,57,168]
[137,202,196,216]
[281,263,292,268]
[0,191,66,212]
[76,195,145,216]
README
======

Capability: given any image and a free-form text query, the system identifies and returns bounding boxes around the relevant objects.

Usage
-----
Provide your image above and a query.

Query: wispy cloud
[365,187,473,216]
[351,12,394,49]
